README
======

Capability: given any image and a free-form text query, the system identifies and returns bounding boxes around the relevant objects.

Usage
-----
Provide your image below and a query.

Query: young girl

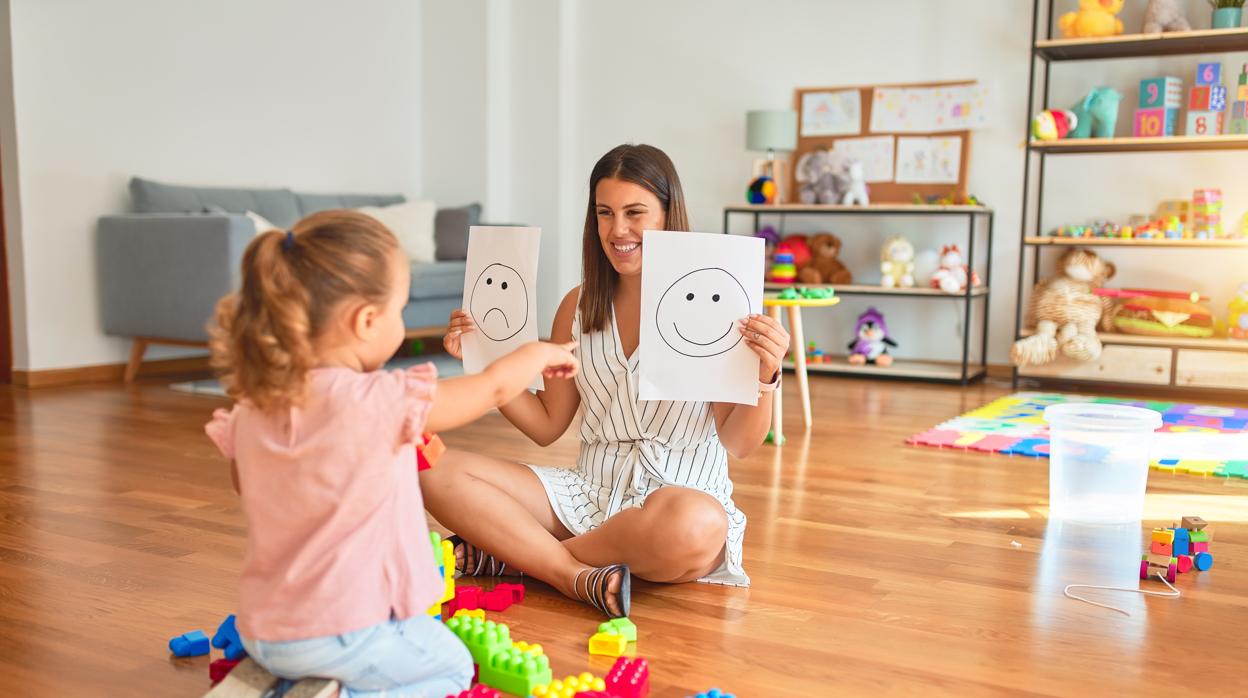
[204,210,578,697]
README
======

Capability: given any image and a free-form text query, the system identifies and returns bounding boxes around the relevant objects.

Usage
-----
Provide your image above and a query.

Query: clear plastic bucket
[1044,403,1162,524]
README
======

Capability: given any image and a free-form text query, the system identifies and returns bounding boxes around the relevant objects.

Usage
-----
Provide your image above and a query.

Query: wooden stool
[762,294,840,445]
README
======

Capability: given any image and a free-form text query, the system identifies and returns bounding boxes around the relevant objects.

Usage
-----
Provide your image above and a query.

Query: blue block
[1196,62,1222,86]
[169,629,210,657]
[1171,528,1190,556]
[1194,552,1213,571]
[212,614,248,661]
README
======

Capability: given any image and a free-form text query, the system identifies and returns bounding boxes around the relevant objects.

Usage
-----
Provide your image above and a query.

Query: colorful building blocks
[1150,541,1173,556]
[605,657,650,698]
[1134,106,1178,136]
[168,629,210,657]
[1197,62,1223,86]
[477,647,552,697]
[1151,528,1175,544]
[598,617,637,643]
[445,616,511,666]
[452,609,486,620]
[512,640,543,656]
[447,585,483,616]
[1141,517,1214,582]
[480,588,515,612]
[446,686,501,698]
[687,690,736,698]
[1186,110,1224,136]
[588,631,628,657]
[532,672,606,698]
[1194,552,1213,571]
[1139,76,1183,109]
[494,582,524,604]
[1182,516,1208,530]
[209,658,241,686]
[211,614,247,661]
[1172,527,1191,556]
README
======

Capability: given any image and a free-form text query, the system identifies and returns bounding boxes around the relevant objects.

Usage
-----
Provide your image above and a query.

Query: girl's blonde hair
[210,209,400,410]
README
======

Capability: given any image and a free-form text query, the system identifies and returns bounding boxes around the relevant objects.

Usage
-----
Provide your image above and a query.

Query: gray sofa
[98,177,478,380]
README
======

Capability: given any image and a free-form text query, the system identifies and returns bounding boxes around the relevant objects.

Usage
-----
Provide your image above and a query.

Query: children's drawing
[468,263,529,341]
[832,136,896,183]
[895,136,962,184]
[656,268,749,358]
[800,89,862,137]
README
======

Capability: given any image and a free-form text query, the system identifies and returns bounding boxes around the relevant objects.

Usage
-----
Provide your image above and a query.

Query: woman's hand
[738,313,790,383]
[443,309,475,360]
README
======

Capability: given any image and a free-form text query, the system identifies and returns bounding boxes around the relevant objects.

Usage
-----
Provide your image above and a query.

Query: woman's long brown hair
[579,144,690,332]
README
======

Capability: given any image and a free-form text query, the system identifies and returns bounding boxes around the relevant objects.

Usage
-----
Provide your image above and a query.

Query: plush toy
[1058,0,1125,38]
[780,235,812,269]
[795,148,849,204]
[1229,282,1248,340]
[1143,0,1191,33]
[913,248,941,286]
[1069,87,1123,139]
[930,245,982,294]
[1010,248,1117,367]
[797,233,852,285]
[880,236,916,289]
[746,176,777,204]
[754,225,780,249]
[1032,109,1078,140]
[841,160,870,206]
[848,308,896,366]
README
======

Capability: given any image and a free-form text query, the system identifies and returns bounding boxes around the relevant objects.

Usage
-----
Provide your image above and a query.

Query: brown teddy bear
[1010,247,1116,367]
[797,232,852,285]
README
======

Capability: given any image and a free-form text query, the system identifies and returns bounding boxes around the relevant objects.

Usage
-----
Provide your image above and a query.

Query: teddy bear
[1058,0,1124,38]
[880,236,915,288]
[797,233,852,285]
[1143,0,1191,33]
[795,148,848,204]
[1010,248,1117,367]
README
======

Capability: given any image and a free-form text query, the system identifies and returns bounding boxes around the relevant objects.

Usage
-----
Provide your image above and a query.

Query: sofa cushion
[130,177,300,228]
[358,200,437,263]
[410,261,466,301]
[296,192,405,216]
[434,203,482,261]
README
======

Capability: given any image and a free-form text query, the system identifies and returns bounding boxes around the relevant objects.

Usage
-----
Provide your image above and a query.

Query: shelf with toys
[782,355,978,383]
[1028,134,1248,153]
[1034,27,1248,62]
[765,281,990,297]
[1024,236,1248,248]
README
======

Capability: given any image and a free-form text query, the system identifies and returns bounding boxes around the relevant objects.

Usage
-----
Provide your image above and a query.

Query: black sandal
[447,535,524,578]
[574,564,630,619]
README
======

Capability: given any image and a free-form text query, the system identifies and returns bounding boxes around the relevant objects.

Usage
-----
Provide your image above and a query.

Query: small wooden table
[762,294,840,444]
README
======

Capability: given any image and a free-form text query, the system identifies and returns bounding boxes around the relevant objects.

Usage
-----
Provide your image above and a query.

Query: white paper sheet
[832,135,896,183]
[638,231,764,405]
[894,136,962,184]
[460,226,543,391]
[801,89,862,137]
[870,84,990,133]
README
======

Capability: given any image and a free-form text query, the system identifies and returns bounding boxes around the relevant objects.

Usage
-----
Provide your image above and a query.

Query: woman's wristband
[758,370,781,394]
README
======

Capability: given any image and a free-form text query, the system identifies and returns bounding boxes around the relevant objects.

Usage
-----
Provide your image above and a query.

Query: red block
[447,686,501,698]
[605,657,650,698]
[1177,554,1194,573]
[209,658,241,686]
[446,585,482,615]
[1150,541,1173,556]
[479,588,513,612]
[493,582,525,604]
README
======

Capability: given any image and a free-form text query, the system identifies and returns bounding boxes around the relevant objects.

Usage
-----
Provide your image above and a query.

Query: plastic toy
[599,617,637,642]
[445,616,511,666]
[212,614,247,661]
[745,175,776,205]
[768,248,797,283]
[1107,290,1214,338]
[512,640,543,656]
[841,160,869,206]
[478,647,552,697]
[209,658,241,686]
[795,147,848,204]
[447,687,501,698]
[168,629,210,657]
[1010,248,1116,366]
[452,608,486,620]
[1140,518,1214,581]
[913,190,981,206]
[588,631,628,657]
[686,690,736,698]
[930,244,981,294]
[605,657,650,698]
[1070,87,1123,138]
[532,672,606,698]
[847,308,897,367]
[1058,0,1124,37]
[1143,0,1192,32]
[879,236,915,288]
[777,287,799,300]
[1032,109,1078,140]
[1191,189,1223,238]
[797,232,852,284]
[1227,282,1248,339]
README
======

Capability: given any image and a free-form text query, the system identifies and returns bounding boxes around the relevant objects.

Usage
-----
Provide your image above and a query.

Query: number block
[1211,85,1228,112]
[1186,110,1225,136]
[1139,76,1183,109]
[1237,85,1248,101]
[1230,118,1248,135]
[1233,101,1248,119]
[1196,62,1222,86]
[1190,86,1211,110]
[1134,107,1178,136]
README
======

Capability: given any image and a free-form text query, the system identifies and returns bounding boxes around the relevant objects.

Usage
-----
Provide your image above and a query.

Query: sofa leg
[125,339,148,383]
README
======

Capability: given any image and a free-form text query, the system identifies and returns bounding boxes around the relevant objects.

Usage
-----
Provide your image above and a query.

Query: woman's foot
[448,535,524,578]
[571,564,630,619]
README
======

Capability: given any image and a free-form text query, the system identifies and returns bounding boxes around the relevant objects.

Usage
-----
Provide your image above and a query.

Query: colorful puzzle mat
[907,392,1248,479]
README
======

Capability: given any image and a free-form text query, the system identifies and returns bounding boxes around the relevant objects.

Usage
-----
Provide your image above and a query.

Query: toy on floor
[1010,248,1116,367]
[880,236,915,288]
[478,646,553,697]
[768,247,797,283]
[1032,109,1078,140]
[1228,282,1248,339]
[1135,76,1182,137]
[841,160,869,206]
[169,629,210,658]
[795,147,849,204]
[532,672,606,698]
[211,614,247,661]
[797,233,852,284]
[848,308,897,367]
[1141,516,1213,582]
[929,244,981,294]
[687,690,736,698]
[209,658,241,686]
[1143,0,1191,32]
[447,686,501,698]
[745,175,776,205]
[428,532,455,618]
[1059,0,1124,38]
[1070,87,1122,138]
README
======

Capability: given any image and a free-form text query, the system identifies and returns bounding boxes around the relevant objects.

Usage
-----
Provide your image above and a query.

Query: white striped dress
[526,299,750,587]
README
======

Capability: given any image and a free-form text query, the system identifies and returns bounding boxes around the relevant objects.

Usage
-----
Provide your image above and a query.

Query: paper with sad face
[461,226,543,391]
[639,230,764,405]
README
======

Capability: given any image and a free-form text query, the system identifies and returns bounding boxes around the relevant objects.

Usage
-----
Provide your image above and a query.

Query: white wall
[2,0,423,371]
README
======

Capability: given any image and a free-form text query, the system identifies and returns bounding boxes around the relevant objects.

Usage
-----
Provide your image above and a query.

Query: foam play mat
[907,392,1248,479]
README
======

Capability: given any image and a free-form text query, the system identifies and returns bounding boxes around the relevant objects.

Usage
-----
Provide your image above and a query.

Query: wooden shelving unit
[783,357,974,382]
[765,282,989,297]
[1014,2,1248,393]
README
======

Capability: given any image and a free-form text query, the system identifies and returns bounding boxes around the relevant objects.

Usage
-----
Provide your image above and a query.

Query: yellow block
[1151,528,1175,544]
[440,540,455,603]
[532,673,606,698]
[588,631,627,657]
[451,608,485,620]
[512,640,544,656]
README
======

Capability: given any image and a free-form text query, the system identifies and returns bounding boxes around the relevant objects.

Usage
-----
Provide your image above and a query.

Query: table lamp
[746,109,797,205]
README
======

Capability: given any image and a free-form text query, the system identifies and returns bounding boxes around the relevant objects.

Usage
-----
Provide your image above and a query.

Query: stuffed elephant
[1068,87,1123,139]
[795,148,848,204]
[1143,0,1191,33]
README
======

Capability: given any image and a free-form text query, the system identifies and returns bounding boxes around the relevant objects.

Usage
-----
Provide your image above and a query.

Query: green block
[430,531,442,558]
[478,646,551,697]
[1190,530,1210,543]
[446,617,511,666]
[598,617,637,642]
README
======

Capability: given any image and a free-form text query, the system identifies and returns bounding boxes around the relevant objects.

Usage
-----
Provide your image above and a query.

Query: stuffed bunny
[841,161,870,206]
[1143,0,1191,33]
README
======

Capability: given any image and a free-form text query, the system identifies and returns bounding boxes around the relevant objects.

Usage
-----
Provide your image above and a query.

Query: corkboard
[789,80,976,204]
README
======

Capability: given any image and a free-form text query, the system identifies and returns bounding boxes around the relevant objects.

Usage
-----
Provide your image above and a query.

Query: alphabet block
[1134,107,1178,137]
[1186,110,1224,136]
[1139,76,1183,109]
[1196,62,1222,87]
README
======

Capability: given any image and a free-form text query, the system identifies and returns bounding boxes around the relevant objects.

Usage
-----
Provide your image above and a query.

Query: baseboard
[986,363,1014,379]
[11,356,213,388]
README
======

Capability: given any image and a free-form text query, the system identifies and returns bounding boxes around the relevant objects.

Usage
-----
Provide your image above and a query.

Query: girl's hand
[539,340,580,380]
[738,313,790,383]
[443,309,475,360]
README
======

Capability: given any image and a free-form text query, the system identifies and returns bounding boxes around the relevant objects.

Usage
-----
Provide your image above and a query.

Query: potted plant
[1209,0,1245,29]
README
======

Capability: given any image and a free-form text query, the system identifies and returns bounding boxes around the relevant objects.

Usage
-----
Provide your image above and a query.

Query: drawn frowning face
[469,263,529,341]
[656,267,749,358]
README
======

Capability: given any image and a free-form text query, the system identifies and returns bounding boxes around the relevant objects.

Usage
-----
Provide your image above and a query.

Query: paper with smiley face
[639,230,764,405]
[461,226,543,391]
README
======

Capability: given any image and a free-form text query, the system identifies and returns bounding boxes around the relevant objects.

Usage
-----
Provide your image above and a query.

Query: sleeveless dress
[526,300,750,586]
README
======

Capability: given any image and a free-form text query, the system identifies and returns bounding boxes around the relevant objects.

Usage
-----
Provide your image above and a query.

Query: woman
[422,144,789,617]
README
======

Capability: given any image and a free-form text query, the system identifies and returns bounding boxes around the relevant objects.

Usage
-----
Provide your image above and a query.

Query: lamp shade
[745,109,797,152]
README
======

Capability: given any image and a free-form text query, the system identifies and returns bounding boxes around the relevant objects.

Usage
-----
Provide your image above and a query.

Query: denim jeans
[241,615,473,698]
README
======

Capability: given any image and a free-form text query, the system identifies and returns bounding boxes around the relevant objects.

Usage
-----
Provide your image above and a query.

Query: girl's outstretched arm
[426,340,578,433]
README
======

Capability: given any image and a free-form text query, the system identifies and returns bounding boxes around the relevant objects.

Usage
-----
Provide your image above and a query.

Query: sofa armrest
[97,214,255,342]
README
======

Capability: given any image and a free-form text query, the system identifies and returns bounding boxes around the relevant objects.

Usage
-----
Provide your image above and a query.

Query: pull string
[1063,571,1180,615]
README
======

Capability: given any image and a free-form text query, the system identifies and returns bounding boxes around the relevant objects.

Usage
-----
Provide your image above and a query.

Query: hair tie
[282,230,295,250]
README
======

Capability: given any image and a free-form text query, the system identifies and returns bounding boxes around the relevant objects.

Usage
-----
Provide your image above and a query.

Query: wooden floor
[2,374,1247,697]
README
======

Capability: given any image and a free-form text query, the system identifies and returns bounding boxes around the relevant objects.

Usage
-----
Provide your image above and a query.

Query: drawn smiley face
[656,267,749,358]
[469,263,529,341]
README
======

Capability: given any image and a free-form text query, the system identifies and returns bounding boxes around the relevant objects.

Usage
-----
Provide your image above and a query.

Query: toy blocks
[1172,527,1191,556]
[1194,552,1214,571]
[446,616,512,666]
[1186,110,1224,136]
[479,582,524,612]
[1191,189,1223,238]
[687,690,736,698]
[605,657,650,698]
[1140,76,1183,109]
[169,629,210,657]
[512,640,544,656]
[1196,62,1222,87]
[477,646,552,697]
[212,614,247,661]
[1151,528,1174,544]
[532,672,606,698]
[599,617,637,643]
[447,585,483,616]
[452,609,485,620]
[1182,516,1208,530]
[588,631,628,657]
[209,658,241,686]
[446,686,501,698]
[1189,85,1227,111]
[1150,541,1173,556]
[1141,517,1214,582]
[494,582,524,603]
[1134,106,1178,136]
